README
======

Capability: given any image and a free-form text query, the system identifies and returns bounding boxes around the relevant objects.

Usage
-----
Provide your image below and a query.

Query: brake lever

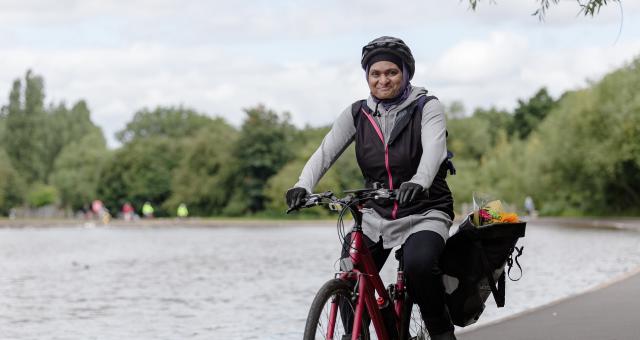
[373,189,397,200]
[285,194,321,214]
[286,196,308,214]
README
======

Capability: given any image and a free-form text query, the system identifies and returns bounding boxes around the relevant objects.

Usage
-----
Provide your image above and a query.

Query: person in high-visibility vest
[142,201,154,218]
[177,203,189,218]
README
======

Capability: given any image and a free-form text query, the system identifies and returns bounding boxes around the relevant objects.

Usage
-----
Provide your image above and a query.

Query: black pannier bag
[440,215,526,327]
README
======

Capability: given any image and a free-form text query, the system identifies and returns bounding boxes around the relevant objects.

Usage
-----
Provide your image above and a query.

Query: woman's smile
[368,61,403,100]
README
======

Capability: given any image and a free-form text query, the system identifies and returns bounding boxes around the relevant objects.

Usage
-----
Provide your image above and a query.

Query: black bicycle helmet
[361,36,415,80]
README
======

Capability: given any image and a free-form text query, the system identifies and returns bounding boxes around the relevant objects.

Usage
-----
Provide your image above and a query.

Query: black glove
[397,182,424,207]
[285,187,307,209]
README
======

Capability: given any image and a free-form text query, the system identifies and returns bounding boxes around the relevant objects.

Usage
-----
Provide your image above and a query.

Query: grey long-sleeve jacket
[294,86,453,248]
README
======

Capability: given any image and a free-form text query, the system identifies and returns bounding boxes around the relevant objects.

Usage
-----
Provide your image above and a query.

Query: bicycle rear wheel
[303,278,370,340]
[401,300,429,340]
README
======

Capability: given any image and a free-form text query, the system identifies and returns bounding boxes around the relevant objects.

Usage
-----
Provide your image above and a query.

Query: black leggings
[341,230,453,335]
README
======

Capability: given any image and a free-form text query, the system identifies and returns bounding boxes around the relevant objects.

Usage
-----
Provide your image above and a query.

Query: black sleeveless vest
[351,96,454,220]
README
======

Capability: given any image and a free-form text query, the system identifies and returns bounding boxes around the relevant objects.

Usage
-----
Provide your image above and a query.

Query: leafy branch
[467,0,619,20]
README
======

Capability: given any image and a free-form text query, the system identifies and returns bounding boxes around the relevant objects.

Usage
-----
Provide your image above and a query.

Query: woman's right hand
[285,187,307,209]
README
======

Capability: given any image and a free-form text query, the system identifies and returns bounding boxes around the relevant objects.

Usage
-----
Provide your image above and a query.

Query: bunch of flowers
[477,205,519,225]
[472,193,521,226]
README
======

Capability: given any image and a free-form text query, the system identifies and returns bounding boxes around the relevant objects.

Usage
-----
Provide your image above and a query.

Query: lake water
[1,222,640,339]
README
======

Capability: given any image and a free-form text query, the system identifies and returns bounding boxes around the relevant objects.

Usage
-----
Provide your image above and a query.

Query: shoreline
[2,216,640,231]
[0,217,337,229]
[530,216,640,231]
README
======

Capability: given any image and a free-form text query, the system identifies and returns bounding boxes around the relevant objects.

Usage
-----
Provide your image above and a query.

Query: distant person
[142,201,154,218]
[122,202,134,221]
[90,199,110,223]
[177,203,189,218]
[286,36,456,339]
[91,199,104,219]
[524,196,536,217]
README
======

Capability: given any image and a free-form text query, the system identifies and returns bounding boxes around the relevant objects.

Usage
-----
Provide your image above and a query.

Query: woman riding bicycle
[286,36,456,340]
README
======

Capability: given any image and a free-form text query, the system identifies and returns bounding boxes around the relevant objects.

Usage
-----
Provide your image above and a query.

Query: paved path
[457,269,640,340]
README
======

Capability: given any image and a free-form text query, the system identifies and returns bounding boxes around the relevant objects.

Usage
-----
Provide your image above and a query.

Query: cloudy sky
[1,0,639,147]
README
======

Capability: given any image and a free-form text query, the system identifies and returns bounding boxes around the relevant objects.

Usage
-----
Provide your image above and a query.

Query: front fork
[352,274,394,340]
[393,270,406,319]
[326,276,405,340]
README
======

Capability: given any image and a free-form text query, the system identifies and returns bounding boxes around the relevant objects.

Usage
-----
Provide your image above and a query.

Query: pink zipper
[362,108,399,219]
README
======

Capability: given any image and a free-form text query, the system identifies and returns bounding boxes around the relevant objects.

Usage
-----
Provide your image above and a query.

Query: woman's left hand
[397,182,424,206]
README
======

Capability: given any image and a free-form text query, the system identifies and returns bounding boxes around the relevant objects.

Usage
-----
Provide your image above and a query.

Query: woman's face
[368,61,403,100]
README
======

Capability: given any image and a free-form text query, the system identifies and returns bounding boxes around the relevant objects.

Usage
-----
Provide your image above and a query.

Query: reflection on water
[1,223,640,339]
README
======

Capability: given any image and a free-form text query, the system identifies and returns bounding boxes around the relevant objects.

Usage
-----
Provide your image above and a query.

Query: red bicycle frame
[297,189,418,340]
[335,225,406,340]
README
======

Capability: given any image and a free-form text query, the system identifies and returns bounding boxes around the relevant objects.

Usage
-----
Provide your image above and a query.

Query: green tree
[0,70,103,188]
[474,136,529,208]
[473,107,513,145]
[45,100,105,182]
[97,137,181,216]
[0,110,5,137]
[101,105,227,216]
[116,106,217,144]
[447,115,492,162]
[510,88,556,139]
[0,149,25,215]
[3,71,48,184]
[446,106,511,164]
[446,157,483,214]
[224,105,296,215]
[50,131,110,211]
[165,121,238,216]
[447,59,640,216]
[511,58,640,215]
[26,183,58,208]
[263,126,363,216]
[0,110,5,147]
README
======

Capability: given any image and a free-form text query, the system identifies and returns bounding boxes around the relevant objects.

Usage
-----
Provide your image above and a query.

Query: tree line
[1,58,639,218]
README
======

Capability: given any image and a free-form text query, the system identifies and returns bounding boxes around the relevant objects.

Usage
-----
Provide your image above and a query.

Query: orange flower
[499,213,519,223]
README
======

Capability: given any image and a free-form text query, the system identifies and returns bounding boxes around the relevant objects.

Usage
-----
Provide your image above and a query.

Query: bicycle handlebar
[285,188,397,214]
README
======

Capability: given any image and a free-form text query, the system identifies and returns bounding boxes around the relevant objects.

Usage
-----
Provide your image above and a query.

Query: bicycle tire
[400,300,429,340]
[303,279,370,340]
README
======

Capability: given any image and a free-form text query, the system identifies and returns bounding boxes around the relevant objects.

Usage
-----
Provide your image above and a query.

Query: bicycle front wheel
[303,278,370,340]
[401,300,429,340]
